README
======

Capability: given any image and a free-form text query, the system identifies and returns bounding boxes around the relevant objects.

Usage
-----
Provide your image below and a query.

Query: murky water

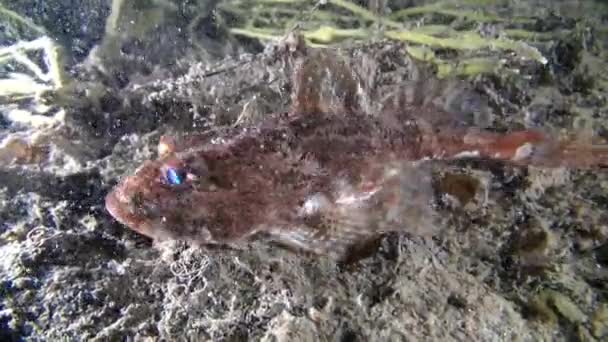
[1,1,607,340]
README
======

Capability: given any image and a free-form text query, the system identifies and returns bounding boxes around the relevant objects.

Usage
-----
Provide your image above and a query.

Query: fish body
[106,47,608,260]
[106,106,439,259]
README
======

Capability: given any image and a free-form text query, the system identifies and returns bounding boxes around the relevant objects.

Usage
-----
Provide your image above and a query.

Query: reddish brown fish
[106,47,608,260]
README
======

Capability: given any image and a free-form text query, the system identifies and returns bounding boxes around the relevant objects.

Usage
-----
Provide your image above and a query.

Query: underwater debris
[0,37,66,102]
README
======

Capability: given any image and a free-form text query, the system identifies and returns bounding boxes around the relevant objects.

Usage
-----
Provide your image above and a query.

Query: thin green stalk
[0,4,46,35]
[329,0,402,29]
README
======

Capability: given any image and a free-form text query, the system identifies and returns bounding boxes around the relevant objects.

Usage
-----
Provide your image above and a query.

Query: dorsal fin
[376,55,492,132]
[290,49,362,116]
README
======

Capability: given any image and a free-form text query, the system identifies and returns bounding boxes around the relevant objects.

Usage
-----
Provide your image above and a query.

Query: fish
[105,44,608,261]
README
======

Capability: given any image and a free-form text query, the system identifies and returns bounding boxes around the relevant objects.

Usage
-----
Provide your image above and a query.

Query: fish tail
[459,129,608,168]
[539,142,608,168]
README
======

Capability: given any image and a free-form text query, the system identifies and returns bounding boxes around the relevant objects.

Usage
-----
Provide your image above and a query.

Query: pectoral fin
[266,162,438,261]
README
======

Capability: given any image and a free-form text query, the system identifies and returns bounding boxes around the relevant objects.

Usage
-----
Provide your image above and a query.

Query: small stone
[527,293,557,324]
[549,290,587,324]
[593,242,608,267]
[591,304,608,338]
[438,173,480,206]
[527,290,587,325]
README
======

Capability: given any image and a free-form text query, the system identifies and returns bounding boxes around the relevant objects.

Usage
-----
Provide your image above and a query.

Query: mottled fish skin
[105,105,438,260]
[106,45,608,261]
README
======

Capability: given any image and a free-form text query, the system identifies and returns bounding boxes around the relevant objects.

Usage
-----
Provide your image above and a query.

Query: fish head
[105,146,247,244]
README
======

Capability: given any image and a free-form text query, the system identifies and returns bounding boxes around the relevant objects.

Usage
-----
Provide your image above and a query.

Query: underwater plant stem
[0,4,46,35]
[386,29,547,63]
[405,45,503,78]
[328,0,401,28]
[229,23,546,63]
[304,26,369,43]
[0,37,67,101]
[389,1,535,24]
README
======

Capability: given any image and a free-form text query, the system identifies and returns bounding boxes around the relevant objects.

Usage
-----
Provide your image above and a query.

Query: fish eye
[165,167,187,185]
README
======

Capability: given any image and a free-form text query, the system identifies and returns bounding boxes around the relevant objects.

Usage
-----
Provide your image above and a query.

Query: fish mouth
[105,189,132,228]
[106,183,168,241]
[105,188,149,236]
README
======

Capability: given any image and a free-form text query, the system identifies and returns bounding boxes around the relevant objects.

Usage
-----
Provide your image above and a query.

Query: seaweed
[220,0,554,77]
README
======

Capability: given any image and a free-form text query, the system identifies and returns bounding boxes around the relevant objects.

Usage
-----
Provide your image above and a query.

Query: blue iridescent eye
[165,167,186,185]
